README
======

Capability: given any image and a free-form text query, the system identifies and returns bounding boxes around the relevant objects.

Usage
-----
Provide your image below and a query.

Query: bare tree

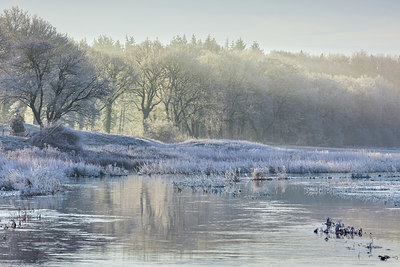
[0,9,108,128]
[91,50,135,133]
[161,48,209,136]
[128,40,164,128]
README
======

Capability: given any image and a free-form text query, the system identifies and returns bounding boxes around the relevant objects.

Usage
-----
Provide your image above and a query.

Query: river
[0,174,399,266]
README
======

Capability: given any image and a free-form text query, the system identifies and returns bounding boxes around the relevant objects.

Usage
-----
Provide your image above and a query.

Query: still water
[0,175,399,266]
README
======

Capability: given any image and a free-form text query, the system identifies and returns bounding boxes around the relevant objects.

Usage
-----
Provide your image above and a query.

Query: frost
[98,139,400,175]
[0,145,132,195]
[3,126,400,196]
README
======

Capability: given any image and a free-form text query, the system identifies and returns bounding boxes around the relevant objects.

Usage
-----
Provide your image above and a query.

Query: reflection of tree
[74,176,247,258]
[0,176,241,264]
[105,177,217,254]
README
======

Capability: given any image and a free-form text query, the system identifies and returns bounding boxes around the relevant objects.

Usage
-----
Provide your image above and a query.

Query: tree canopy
[0,7,108,128]
[1,7,400,147]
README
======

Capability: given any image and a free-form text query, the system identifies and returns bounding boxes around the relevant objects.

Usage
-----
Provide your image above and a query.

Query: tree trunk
[118,103,126,134]
[103,102,113,134]
[142,108,151,133]
[31,108,44,129]
[67,112,76,129]
[78,113,85,130]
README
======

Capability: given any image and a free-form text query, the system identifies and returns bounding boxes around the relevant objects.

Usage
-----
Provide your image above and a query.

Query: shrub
[10,114,25,136]
[29,125,81,152]
[144,120,184,143]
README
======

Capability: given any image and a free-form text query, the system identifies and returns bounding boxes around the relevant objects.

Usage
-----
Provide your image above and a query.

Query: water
[0,175,399,266]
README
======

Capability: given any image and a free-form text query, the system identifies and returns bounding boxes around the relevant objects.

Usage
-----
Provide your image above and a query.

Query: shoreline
[2,125,400,196]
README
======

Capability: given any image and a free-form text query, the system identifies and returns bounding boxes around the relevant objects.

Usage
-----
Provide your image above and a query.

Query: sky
[0,0,399,55]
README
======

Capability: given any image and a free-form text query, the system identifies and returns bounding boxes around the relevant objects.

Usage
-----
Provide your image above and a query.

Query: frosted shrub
[29,125,81,152]
[0,156,64,195]
[63,162,101,177]
[0,145,132,195]
[144,120,184,143]
[252,168,267,180]
[9,114,25,136]
[104,164,129,176]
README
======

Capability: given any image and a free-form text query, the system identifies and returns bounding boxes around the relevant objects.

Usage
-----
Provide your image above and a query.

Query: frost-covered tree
[0,28,8,62]
[233,38,246,51]
[0,8,108,128]
[92,35,123,54]
[1,39,107,128]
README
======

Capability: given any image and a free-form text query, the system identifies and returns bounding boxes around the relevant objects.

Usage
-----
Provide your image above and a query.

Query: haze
[0,0,399,55]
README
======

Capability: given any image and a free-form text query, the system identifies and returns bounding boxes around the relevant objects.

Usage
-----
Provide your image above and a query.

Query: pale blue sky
[1,0,399,55]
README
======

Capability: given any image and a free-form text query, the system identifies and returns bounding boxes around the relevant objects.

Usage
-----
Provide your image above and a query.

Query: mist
[1,5,400,147]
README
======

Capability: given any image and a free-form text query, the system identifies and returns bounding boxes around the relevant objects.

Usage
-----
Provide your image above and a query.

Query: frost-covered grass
[0,150,65,195]
[0,125,147,196]
[2,123,400,196]
[0,135,28,151]
[0,146,131,196]
[91,139,400,175]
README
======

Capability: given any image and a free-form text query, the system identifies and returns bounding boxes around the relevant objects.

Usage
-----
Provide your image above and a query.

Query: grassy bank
[1,124,400,195]
[97,139,400,175]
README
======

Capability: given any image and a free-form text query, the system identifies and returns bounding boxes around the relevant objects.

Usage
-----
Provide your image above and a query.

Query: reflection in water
[0,175,399,266]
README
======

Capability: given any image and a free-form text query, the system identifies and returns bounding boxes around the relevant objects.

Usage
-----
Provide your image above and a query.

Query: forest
[1,7,400,147]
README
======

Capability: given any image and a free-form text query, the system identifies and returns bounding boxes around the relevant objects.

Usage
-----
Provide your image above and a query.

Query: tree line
[1,7,400,147]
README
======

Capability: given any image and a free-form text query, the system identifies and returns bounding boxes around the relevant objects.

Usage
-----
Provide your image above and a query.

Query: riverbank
[1,124,400,195]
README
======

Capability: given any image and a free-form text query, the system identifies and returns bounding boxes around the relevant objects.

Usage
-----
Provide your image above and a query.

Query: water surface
[0,175,399,266]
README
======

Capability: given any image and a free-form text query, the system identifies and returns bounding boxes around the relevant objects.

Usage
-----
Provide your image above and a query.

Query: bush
[10,114,25,136]
[144,120,184,143]
[29,125,81,152]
